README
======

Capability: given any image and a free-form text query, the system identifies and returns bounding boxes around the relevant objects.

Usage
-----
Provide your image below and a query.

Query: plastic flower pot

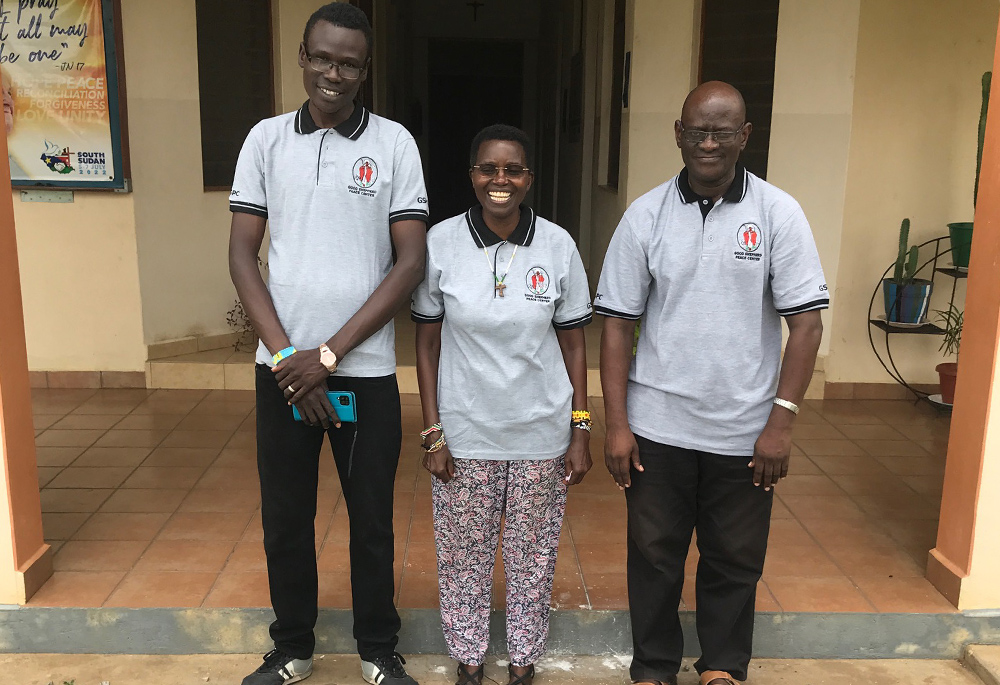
[948,222,974,269]
[936,362,958,405]
[882,278,933,324]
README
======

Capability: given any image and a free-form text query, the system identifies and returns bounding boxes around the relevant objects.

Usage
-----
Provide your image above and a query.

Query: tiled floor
[27,387,955,613]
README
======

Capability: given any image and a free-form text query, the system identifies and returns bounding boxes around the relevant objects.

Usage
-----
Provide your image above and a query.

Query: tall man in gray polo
[597,81,826,685]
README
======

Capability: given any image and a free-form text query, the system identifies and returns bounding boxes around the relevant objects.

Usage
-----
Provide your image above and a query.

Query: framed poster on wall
[2,0,129,190]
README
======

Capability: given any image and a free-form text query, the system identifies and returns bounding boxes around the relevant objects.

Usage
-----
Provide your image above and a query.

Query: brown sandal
[456,663,484,685]
[705,678,738,684]
[507,664,535,685]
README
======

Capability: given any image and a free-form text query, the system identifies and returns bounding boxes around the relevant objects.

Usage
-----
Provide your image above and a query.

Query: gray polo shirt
[230,102,428,376]
[411,206,593,460]
[595,165,828,456]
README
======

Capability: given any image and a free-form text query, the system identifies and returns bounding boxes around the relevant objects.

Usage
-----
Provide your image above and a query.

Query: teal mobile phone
[292,390,357,422]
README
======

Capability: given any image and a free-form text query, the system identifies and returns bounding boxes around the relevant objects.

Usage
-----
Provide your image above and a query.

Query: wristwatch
[319,344,339,373]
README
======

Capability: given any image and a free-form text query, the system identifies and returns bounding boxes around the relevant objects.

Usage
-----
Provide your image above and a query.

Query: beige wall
[827,0,996,384]
[768,0,861,358]
[13,193,146,371]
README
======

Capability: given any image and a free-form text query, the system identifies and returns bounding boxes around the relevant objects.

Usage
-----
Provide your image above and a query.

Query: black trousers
[255,364,402,661]
[626,435,772,683]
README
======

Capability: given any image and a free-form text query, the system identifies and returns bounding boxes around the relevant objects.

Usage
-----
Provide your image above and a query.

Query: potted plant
[883,218,932,324]
[935,303,963,404]
[947,70,991,269]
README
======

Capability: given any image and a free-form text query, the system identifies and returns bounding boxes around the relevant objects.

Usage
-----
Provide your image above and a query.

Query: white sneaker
[241,649,313,685]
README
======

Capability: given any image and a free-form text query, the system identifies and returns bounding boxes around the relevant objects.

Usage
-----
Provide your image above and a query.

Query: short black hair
[469,124,532,167]
[303,3,373,58]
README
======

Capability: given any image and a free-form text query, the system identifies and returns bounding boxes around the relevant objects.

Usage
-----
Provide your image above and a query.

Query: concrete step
[965,645,1000,685]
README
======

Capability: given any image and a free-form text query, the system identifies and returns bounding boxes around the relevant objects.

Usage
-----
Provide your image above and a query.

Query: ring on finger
[286,385,295,394]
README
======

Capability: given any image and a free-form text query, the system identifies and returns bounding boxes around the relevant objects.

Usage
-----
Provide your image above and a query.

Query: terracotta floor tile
[114,413,186,431]
[51,414,123,431]
[564,514,627,543]
[857,440,930,458]
[156,430,232,450]
[174,413,246,432]
[786,456,823,475]
[34,414,64,430]
[318,572,354,608]
[72,447,152,468]
[213,447,256,468]
[763,544,841,577]
[121,466,206,489]
[99,488,188,513]
[93,430,170,448]
[829,473,914,496]
[42,512,91,540]
[194,465,261,490]
[858,401,941,426]
[851,494,940,520]
[805,400,886,424]
[40,488,113,513]
[581,572,629,610]
[35,446,87,467]
[901,475,945,496]
[564,493,626,518]
[224,540,268,573]
[398,570,440,608]
[767,577,874,612]
[824,544,924,579]
[193,399,255,416]
[835,424,907,440]
[854,576,957,613]
[133,539,235,573]
[74,512,171,540]
[769,497,794,519]
[180,488,261,513]
[767,519,814,547]
[157,511,254,541]
[53,540,148,571]
[37,467,61,489]
[203,571,271,608]
[574,543,627,576]
[791,422,845,440]
[798,518,897,548]
[27,571,125,607]
[876,456,946,476]
[130,399,202,415]
[141,447,220,468]
[774,475,843,496]
[756,581,782,612]
[105,571,217,608]
[36,430,106,448]
[917,440,948,458]
[879,519,939,551]
[402,544,438,573]
[47,467,134,489]
[792,439,865,457]
[779,495,865,520]
[809,455,892,476]
[551,571,589,610]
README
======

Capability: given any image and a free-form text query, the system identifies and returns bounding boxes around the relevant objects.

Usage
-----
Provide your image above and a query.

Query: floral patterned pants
[432,457,568,666]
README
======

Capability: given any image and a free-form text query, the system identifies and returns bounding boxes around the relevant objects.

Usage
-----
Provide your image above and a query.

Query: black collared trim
[389,209,430,225]
[294,100,369,140]
[594,305,641,321]
[553,312,594,330]
[776,298,830,316]
[465,205,536,247]
[230,200,268,219]
[411,310,445,324]
[676,163,748,206]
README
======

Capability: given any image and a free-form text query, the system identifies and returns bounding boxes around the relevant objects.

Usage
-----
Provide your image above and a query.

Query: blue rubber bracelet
[272,346,297,365]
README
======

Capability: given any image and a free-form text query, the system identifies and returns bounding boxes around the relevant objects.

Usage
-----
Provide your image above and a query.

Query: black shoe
[241,649,313,685]
[361,652,419,684]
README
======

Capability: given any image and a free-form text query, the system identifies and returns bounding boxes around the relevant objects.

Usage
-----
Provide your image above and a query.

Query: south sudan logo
[352,157,378,188]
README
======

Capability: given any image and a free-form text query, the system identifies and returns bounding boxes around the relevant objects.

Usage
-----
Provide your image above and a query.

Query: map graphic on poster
[2,0,123,187]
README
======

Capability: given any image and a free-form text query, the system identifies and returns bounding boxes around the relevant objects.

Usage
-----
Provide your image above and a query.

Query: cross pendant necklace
[482,242,518,298]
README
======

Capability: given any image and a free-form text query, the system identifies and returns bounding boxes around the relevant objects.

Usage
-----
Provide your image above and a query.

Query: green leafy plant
[936,303,963,357]
[891,218,919,284]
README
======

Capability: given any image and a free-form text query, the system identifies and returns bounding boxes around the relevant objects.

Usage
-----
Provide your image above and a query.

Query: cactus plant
[891,218,919,284]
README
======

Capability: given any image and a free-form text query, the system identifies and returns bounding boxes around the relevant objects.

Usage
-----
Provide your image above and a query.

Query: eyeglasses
[678,123,747,144]
[303,50,366,80]
[471,164,531,178]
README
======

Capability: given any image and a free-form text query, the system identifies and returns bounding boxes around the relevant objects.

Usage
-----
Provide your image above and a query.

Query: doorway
[426,40,525,226]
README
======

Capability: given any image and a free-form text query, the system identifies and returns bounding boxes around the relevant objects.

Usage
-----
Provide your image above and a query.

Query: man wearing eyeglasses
[229,4,427,685]
[596,81,827,685]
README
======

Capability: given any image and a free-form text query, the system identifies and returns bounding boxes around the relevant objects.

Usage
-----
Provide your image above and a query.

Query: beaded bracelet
[424,435,447,453]
[571,420,592,433]
[571,410,591,422]
[420,423,443,439]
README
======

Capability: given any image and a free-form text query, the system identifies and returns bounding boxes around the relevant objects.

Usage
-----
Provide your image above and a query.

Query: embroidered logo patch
[526,267,550,296]
[352,157,378,188]
[737,223,761,252]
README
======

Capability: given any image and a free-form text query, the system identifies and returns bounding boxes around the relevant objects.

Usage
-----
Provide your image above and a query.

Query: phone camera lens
[339,396,350,405]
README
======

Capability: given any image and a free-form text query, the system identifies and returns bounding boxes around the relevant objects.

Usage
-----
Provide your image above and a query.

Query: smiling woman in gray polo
[411,124,592,685]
